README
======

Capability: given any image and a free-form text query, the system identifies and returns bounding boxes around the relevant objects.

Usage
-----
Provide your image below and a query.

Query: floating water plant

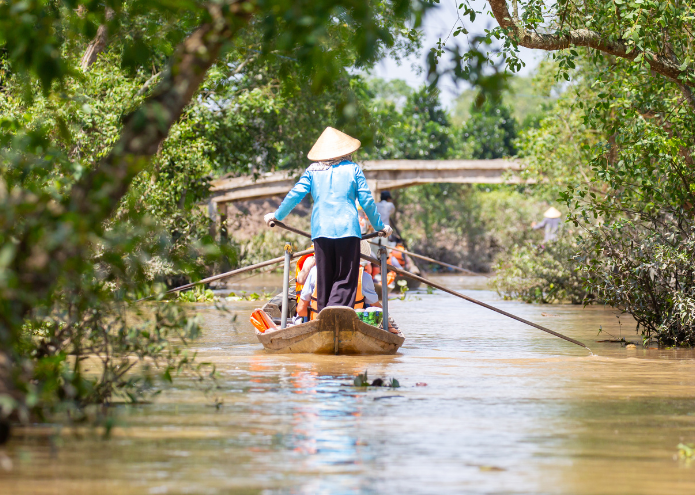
[678,443,695,459]
[353,371,400,388]
[354,370,369,387]
[178,286,216,303]
[225,291,274,302]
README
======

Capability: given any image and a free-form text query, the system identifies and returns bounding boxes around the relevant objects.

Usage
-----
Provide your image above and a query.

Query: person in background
[376,191,396,227]
[532,207,562,242]
[265,127,391,315]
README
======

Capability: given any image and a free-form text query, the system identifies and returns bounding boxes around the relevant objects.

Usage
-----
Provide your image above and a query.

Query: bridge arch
[209,159,524,206]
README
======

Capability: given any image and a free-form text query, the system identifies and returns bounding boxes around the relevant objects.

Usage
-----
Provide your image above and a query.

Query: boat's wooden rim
[255,306,404,346]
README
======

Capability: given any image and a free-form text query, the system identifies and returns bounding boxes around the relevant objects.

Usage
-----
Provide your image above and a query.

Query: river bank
[2,275,695,494]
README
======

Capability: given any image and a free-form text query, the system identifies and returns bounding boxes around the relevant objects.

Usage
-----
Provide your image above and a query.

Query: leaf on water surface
[354,370,369,387]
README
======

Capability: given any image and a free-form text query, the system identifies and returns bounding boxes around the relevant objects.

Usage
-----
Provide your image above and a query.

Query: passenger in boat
[265,127,391,313]
[388,236,420,275]
[295,245,315,302]
[369,244,399,288]
[388,237,407,270]
[297,242,399,332]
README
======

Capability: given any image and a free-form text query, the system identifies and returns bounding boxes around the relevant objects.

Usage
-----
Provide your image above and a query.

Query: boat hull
[255,306,404,355]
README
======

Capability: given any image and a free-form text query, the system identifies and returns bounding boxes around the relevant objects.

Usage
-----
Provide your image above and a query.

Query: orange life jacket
[295,248,315,300]
[386,270,396,286]
[308,267,365,321]
[389,245,406,268]
[249,309,278,333]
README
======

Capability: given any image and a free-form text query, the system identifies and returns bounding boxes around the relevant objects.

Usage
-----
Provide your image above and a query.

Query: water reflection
[2,275,695,494]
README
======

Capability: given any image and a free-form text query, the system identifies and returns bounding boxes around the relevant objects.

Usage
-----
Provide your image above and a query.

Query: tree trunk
[486,0,695,110]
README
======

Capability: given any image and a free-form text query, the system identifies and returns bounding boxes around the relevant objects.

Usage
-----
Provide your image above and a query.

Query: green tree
[361,83,454,160]
[459,1,695,343]
[458,99,517,159]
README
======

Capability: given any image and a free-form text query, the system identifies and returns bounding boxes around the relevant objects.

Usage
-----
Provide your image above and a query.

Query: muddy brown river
[2,274,695,494]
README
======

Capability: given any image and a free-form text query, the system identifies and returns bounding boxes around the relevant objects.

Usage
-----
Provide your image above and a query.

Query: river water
[3,275,695,494]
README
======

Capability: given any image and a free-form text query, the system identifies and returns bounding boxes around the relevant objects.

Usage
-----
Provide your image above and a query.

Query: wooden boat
[254,305,404,355]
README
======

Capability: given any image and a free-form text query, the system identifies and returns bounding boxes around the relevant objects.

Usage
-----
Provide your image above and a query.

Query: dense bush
[491,231,592,304]
[505,53,695,345]
[564,64,695,346]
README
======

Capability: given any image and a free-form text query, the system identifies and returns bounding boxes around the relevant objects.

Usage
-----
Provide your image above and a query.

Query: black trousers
[313,236,361,312]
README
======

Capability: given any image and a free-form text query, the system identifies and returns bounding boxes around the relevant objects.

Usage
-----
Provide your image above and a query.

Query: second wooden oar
[135,248,314,302]
[368,241,488,277]
[268,220,588,350]
[359,252,588,350]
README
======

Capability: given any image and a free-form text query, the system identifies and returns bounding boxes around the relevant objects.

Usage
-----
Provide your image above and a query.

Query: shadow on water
[3,274,695,494]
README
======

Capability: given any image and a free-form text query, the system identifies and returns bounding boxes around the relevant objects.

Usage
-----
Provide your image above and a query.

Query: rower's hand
[378,225,393,237]
[264,212,277,227]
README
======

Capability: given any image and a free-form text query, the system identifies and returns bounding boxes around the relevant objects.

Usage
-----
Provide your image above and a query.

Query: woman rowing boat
[264,127,391,315]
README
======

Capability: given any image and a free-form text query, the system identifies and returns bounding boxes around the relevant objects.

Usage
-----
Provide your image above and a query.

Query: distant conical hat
[544,207,562,219]
[307,127,361,162]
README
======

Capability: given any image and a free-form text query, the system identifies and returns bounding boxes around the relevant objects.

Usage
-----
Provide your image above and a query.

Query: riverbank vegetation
[465,0,695,346]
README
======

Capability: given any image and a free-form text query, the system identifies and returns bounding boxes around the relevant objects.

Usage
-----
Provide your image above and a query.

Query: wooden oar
[359,252,588,349]
[135,248,314,302]
[368,241,488,277]
[270,221,589,350]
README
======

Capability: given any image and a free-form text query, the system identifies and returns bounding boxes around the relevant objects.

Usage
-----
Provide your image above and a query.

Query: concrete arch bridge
[209,159,524,209]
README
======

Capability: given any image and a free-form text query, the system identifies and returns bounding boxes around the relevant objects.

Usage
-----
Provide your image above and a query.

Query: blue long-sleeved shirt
[273,160,385,239]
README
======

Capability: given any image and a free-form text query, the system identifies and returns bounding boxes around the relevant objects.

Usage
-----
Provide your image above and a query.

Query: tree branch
[487,0,695,109]
[136,72,161,97]
[69,4,249,223]
[80,7,115,71]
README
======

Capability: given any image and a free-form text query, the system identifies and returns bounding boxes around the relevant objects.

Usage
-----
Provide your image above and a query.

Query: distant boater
[264,127,391,314]
[532,207,562,242]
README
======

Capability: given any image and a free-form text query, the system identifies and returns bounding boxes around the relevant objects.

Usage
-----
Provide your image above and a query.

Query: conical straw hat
[307,127,361,161]
[544,207,561,219]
